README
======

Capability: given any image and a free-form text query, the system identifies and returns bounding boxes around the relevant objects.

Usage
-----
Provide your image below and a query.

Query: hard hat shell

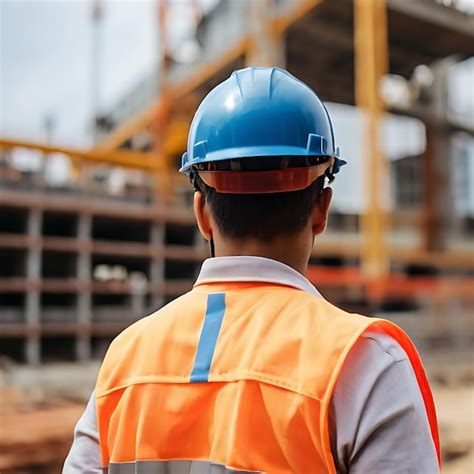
[180,67,345,175]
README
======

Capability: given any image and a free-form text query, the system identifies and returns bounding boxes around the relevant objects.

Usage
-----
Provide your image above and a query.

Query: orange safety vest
[96,282,440,473]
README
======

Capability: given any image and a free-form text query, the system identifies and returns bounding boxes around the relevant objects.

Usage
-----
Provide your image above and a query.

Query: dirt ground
[0,358,472,473]
[0,387,83,473]
[430,362,474,474]
[435,383,474,473]
[0,361,98,473]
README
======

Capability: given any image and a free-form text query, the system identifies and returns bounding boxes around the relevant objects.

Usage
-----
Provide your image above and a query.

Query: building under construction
[1,0,473,365]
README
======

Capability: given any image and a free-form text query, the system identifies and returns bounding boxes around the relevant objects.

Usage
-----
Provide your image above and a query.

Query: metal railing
[0,138,191,205]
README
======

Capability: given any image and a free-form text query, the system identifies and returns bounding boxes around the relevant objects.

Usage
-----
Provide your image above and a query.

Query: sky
[1,0,157,146]
[0,0,473,213]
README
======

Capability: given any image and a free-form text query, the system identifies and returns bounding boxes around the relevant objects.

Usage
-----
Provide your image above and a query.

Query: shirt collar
[195,256,322,298]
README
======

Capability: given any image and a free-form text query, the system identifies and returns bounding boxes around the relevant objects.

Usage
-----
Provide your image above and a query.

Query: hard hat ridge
[230,66,285,100]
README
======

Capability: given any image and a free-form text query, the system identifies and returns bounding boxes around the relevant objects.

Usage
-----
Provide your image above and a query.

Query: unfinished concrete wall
[0,189,205,364]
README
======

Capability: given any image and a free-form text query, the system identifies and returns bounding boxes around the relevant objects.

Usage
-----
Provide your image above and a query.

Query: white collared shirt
[196,256,324,297]
[64,257,438,473]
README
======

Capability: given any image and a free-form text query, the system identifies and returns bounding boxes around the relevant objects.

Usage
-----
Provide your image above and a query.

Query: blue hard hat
[180,66,345,176]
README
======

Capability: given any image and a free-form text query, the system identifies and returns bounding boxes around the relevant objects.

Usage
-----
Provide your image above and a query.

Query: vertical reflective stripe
[190,293,226,383]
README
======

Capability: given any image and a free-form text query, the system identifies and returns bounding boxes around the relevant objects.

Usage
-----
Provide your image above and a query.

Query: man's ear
[194,191,213,241]
[311,187,333,236]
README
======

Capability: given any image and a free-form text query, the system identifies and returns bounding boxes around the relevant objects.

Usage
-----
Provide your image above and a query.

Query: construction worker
[64,67,440,473]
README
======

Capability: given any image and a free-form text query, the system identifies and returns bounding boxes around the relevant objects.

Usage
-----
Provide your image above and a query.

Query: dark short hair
[193,165,325,240]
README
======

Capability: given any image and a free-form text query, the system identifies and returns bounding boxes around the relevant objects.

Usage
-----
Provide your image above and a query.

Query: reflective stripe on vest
[191,293,226,383]
[96,282,440,473]
[105,460,263,474]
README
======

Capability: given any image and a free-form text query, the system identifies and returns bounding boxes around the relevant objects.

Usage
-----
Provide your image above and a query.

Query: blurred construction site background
[0,0,473,472]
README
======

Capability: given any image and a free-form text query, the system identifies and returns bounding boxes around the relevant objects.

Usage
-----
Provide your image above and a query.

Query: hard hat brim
[180,145,339,175]
[197,159,334,194]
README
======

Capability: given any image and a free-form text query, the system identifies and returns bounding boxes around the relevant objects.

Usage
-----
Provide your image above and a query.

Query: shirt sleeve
[329,331,439,474]
[63,390,102,473]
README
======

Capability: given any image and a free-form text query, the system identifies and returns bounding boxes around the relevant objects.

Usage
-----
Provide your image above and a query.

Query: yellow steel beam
[0,137,164,172]
[355,0,390,280]
[93,107,158,154]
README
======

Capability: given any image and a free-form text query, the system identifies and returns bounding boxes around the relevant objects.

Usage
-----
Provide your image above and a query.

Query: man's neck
[214,238,310,276]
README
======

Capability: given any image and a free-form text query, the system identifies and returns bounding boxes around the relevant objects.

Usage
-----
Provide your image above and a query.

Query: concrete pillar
[25,209,42,365]
[77,213,92,361]
[422,58,457,252]
[130,272,147,318]
[247,0,286,68]
[150,221,165,310]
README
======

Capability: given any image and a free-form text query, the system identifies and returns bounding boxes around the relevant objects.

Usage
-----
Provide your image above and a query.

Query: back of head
[180,67,345,242]
[193,164,324,240]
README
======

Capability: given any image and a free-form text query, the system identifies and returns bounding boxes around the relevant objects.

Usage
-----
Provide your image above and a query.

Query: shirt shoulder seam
[361,333,408,363]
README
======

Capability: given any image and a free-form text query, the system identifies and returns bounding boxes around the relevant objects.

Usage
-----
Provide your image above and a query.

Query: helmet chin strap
[210,239,215,258]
